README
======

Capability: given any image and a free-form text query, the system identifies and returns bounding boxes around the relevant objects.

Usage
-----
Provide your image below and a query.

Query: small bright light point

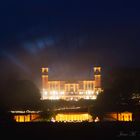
[51,117,55,122]
[44,91,47,95]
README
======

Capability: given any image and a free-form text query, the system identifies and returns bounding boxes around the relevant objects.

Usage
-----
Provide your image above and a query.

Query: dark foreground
[1,122,140,140]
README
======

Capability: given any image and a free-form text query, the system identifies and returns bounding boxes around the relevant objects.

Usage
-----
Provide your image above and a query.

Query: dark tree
[1,80,41,110]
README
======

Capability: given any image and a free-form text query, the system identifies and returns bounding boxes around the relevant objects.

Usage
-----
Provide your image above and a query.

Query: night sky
[0,0,140,89]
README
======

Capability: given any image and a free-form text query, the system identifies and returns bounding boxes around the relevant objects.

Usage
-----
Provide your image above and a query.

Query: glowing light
[2,51,30,74]
[55,113,93,122]
[42,68,48,73]
[85,96,89,99]
[94,117,100,122]
[50,96,59,100]
[96,91,99,95]
[87,90,93,94]
[10,110,41,113]
[41,66,102,101]
[53,91,56,95]
[51,117,56,122]
[44,91,47,95]
[60,91,64,95]
[91,95,97,99]
[94,67,101,72]
[13,114,40,122]
[50,90,58,95]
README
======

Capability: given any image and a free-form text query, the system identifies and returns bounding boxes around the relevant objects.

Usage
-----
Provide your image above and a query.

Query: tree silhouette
[1,80,41,110]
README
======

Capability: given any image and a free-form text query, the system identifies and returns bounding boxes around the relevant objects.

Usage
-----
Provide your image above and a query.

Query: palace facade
[41,67,102,101]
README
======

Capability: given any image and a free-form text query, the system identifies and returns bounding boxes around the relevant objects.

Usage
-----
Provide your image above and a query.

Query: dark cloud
[0,0,140,90]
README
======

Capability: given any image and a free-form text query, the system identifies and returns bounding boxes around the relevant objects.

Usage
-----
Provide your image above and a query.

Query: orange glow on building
[105,112,133,121]
[55,113,93,122]
[14,114,40,122]
[117,112,132,121]
[41,67,102,100]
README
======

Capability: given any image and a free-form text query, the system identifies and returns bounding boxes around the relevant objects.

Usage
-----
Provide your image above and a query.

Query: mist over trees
[104,67,140,99]
[93,67,140,119]
[0,80,41,110]
[0,66,140,115]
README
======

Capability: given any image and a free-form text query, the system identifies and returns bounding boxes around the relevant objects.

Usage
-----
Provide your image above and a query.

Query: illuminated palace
[41,67,102,100]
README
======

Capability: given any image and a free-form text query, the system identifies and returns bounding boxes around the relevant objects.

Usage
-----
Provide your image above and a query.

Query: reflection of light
[23,42,37,54]
[23,37,55,54]
[42,89,99,100]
